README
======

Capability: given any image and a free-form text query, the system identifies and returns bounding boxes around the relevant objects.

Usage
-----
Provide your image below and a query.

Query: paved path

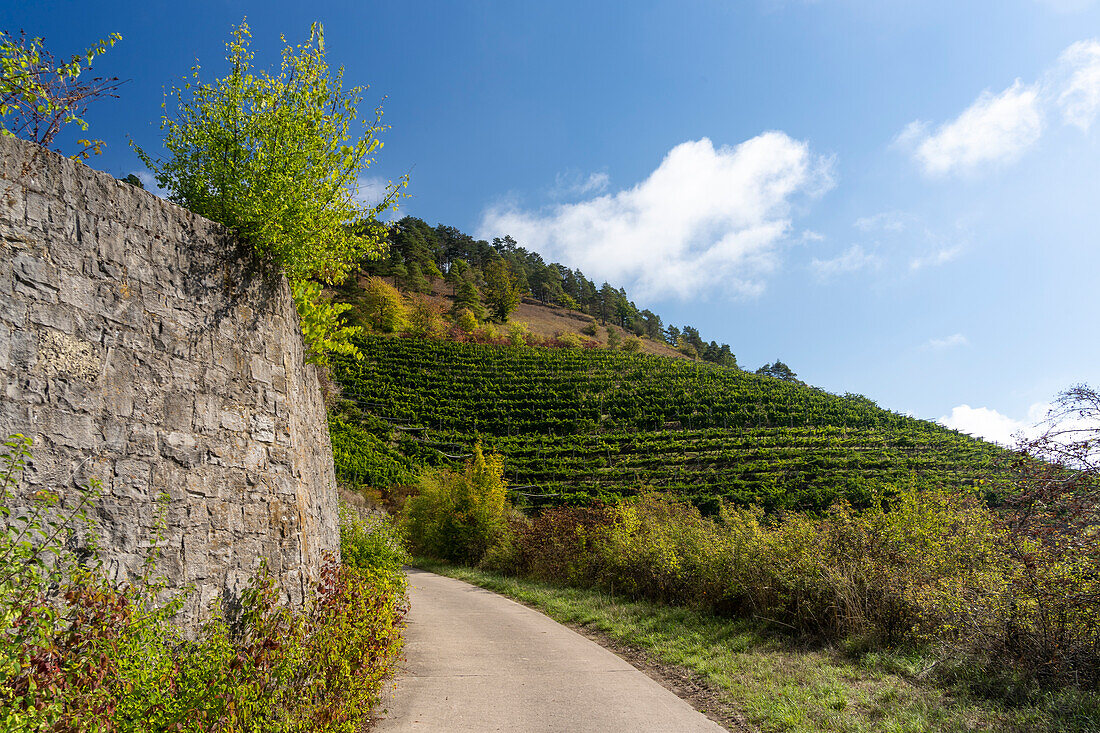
[375,568,726,732]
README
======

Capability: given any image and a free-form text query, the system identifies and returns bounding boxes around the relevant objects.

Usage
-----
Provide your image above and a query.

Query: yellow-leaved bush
[402,446,510,565]
[488,484,1099,683]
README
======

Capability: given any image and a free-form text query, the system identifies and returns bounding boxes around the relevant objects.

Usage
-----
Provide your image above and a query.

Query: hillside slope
[344,273,685,358]
[331,336,1005,511]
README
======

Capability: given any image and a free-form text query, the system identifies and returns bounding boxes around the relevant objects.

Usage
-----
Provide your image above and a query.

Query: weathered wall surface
[0,135,338,626]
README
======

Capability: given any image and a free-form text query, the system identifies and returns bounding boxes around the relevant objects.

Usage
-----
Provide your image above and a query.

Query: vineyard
[330,336,1006,510]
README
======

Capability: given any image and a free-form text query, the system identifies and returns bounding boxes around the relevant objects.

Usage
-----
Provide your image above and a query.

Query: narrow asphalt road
[374,568,727,732]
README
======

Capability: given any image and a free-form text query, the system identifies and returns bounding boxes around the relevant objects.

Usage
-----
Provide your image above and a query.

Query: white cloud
[811,244,881,279]
[942,398,1099,449]
[352,175,391,208]
[898,38,1100,177]
[479,133,834,300]
[551,170,610,199]
[845,211,964,274]
[132,171,168,198]
[940,404,1031,446]
[925,333,969,350]
[909,245,962,270]
[1055,40,1100,130]
[1035,0,1096,12]
[902,81,1043,176]
[854,211,910,233]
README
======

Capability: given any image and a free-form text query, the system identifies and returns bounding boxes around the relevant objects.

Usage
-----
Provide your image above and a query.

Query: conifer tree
[452,279,485,321]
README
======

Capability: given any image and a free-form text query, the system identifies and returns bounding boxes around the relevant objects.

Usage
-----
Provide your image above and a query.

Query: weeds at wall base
[0,434,407,732]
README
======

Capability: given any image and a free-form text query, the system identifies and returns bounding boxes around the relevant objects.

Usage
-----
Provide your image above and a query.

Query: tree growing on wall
[136,22,406,363]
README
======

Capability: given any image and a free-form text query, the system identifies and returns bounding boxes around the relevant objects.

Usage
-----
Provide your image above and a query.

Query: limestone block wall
[0,135,339,626]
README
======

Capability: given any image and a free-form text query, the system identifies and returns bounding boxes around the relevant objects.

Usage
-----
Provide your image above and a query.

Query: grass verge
[415,559,1099,733]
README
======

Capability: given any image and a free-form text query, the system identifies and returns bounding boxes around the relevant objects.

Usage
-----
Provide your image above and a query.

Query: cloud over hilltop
[479,133,833,301]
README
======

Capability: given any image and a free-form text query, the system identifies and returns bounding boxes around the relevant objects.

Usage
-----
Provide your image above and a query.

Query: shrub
[136,22,405,362]
[501,486,1020,646]
[580,322,598,337]
[476,323,502,343]
[0,435,406,731]
[558,293,581,311]
[555,331,583,349]
[622,337,642,353]
[407,295,444,338]
[359,275,407,333]
[455,307,479,334]
[339,501,409,577]
[403,446,510,565]
[507,321,529,347]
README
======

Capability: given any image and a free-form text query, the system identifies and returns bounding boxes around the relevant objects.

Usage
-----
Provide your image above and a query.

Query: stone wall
[0,135,339,627]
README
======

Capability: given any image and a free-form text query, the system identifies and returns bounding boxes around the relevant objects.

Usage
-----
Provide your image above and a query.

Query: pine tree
[452,279,485,321]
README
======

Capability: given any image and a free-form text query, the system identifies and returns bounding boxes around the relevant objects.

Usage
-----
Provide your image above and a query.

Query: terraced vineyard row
[331,336,1006,510]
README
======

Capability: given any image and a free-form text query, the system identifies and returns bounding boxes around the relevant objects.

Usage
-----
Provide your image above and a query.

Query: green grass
[415,560,1100,733]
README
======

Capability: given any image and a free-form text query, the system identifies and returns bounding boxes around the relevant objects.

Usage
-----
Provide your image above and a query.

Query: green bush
[455,307,479,334]
[340,501,409,578]
[137,22,405,362]
[514,484,1100,685]
[506,321,529,347]
[554,331,583,349]
[403,446,510,565]
[497,484,1096,686]
[407,295,444,339]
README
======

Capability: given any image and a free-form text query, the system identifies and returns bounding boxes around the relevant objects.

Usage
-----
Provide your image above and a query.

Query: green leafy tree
[484,258,522,322]
[290,280,361,365]
[359,276,407,333]
[136,22,405,362]
[558,293,581,311]
[452,279,485,321]
[676,336,698,359]
[1,30,122,157]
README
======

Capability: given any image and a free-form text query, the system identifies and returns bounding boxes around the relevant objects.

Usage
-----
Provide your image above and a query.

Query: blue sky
[5,0,1099,442]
